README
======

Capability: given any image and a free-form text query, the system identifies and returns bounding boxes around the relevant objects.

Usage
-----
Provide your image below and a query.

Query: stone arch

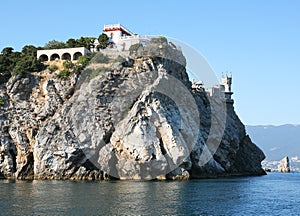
[62,53,71,61]
[39,54,49,62]
[50,53,60,61]
[73,52,83,60]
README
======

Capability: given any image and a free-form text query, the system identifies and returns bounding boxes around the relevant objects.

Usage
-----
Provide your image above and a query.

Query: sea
[0,172,299,215]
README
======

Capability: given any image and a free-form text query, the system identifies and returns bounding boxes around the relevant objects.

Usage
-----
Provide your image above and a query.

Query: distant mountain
[246,124,300,161]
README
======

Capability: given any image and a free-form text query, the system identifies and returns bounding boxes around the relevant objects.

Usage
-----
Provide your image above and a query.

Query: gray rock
[0,49,266,180]
[278,156,290,173]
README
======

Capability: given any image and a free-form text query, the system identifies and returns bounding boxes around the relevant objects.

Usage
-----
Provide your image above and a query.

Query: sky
[1,0,299,126]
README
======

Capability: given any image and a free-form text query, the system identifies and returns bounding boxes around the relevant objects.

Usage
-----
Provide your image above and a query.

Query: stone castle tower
[222,73,232,93]
[221,73,233,103]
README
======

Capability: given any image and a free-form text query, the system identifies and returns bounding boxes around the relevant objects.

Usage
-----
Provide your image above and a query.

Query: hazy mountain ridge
[246,124,300,161]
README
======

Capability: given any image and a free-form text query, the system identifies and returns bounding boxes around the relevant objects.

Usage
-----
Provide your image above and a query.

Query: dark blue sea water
[0,172,299,215]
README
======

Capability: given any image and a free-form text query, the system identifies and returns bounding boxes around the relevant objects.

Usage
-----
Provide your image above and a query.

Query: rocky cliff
[0,44,266,180]
[278,156,290,173]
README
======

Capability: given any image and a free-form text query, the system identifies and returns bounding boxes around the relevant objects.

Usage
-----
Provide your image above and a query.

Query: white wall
[37,47,91,61]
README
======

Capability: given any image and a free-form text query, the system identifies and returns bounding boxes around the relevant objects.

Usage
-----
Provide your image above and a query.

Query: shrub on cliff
[150,36,168,45]
[0,97,4,106]
[86,67,107,81]
[89,52,109,64]
[48,64,58,72]
[62,60,74,69]
[129,43,143,55]
[77,55,90,66]
[112,55,126,64]
[57,69,70,79]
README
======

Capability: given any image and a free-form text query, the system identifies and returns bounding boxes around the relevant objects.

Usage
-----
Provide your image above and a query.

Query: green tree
[11,45,45,75]
[97,33,109,50]
[11,64,24,75]
[0,49,21,80]
[76,37,96,50]
[1,47,14,56]
[12,57,44,75]
[0,44,44,81]
[0,55,12,73]
[9,51,21,61]
[30,58,45,71]
[66,38,78,48]
[21,45,38,57]
[44,40,67,49]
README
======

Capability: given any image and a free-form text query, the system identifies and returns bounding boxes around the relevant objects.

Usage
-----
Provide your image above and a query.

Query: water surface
[0,172,299,215]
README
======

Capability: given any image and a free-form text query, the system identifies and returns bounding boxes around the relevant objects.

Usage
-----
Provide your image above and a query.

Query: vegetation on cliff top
[0,46,45,81]
[0,35,178,85]
[43,33,108,50]
[0,33,109,84]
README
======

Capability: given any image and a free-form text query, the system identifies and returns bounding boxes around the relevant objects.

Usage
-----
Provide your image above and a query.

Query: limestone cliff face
[278,156,290,173]
[0,52,266,180]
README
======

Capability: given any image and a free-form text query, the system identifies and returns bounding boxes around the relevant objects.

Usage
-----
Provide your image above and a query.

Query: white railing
[103,24,134,35]
[104,24,121,29]
[119,35,139,40]
[119,35,151,41]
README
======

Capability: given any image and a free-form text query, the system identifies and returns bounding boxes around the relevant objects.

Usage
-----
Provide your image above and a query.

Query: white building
[93,24,150,52]
[37,47,90,62]
[37,24,150,62]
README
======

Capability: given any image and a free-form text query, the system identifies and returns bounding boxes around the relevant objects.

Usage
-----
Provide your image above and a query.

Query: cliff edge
[0,41,266,180]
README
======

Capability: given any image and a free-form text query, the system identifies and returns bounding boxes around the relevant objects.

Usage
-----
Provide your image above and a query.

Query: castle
[193,73,234,103]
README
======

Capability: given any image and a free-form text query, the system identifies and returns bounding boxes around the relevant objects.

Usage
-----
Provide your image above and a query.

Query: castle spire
[222,73,232,93]
[221,73,234,104]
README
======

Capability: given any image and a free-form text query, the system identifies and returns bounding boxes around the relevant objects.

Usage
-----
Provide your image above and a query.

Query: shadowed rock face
[0,51,266,180]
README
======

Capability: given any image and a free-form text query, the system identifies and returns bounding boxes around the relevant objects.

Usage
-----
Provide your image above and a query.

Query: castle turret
[222,73,234,103]
[222,73,232,93]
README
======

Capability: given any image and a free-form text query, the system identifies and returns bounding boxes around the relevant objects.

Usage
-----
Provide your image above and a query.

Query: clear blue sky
[1,0,299,126]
